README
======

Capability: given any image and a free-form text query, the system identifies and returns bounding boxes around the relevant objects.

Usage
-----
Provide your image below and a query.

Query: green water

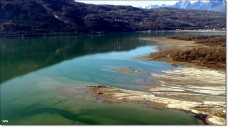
[1,32,225,125]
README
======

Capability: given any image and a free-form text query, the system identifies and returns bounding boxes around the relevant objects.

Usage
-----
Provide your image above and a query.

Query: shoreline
[164,30,226,33]
[1,30,225,38]
[87,36,226,125]
[88,81,225,125]
[137,36,226,72]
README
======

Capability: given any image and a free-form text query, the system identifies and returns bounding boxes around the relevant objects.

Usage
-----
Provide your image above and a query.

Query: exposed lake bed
[1,32,225,125]
[93,35,226,125]
[89,66,226,125]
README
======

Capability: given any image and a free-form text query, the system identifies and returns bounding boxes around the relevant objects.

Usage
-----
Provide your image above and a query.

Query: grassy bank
[143,35,226,71]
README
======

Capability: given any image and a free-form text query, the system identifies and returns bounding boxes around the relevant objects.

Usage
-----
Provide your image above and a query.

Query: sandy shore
[88,66,226,125]
[141,37,197,47]
[113,67,145,74]
[137,37,201,64]
[89,67,226,124]
[89,68,226,125]
[87,36,226,125]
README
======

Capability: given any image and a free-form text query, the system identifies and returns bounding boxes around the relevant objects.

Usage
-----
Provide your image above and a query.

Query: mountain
[145,4,169,9]
[0,0,226,36]
[145,0,226,13]
[191,0,205,9]
[173,0,192,9]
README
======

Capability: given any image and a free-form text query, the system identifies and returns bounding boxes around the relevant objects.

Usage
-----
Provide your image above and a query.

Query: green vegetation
[0,34,151,83]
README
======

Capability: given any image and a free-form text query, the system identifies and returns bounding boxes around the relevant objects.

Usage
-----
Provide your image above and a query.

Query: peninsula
[88,35,226,125]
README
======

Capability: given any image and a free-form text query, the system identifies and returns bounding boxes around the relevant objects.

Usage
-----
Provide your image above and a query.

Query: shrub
[167,35,226,47]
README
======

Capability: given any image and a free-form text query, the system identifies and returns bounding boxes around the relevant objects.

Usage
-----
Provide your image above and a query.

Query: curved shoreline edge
[87,36,226,125]
[138,36,226,71]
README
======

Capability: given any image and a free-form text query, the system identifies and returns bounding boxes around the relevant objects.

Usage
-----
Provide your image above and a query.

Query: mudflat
[88,36,226,125]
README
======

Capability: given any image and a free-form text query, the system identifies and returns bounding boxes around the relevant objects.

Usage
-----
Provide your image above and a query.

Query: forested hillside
[0,0,226,36]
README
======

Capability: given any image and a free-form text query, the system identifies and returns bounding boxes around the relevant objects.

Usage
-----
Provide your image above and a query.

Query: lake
[0,31,225,125]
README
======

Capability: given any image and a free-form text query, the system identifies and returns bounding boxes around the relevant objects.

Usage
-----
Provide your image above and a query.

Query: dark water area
[1,31,224,125]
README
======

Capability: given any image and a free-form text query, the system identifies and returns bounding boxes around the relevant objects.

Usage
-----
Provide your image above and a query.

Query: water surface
[1,31,224,125]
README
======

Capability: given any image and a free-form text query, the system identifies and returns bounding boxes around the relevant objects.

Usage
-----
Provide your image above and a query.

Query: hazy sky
[76,0,177,7]
[75,0,207,8]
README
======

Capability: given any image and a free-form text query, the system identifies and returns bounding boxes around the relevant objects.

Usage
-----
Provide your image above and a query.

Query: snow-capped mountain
[191,0,205,9]
[145,4,169,9]
[145,0,226,13]
[173,0,192,9]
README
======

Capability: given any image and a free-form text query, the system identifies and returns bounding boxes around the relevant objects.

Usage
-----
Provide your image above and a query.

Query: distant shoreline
[0,30,226,38]
[164,30,226,33]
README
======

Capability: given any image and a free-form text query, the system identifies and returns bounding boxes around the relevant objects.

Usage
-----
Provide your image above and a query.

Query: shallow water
[1,31,224,125]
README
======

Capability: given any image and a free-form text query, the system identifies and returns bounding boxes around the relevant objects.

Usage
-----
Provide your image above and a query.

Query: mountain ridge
[0,0,226,37]
[145,0,226,13]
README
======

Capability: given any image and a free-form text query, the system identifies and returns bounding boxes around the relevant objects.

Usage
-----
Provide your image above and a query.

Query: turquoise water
[1,32,224,125]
